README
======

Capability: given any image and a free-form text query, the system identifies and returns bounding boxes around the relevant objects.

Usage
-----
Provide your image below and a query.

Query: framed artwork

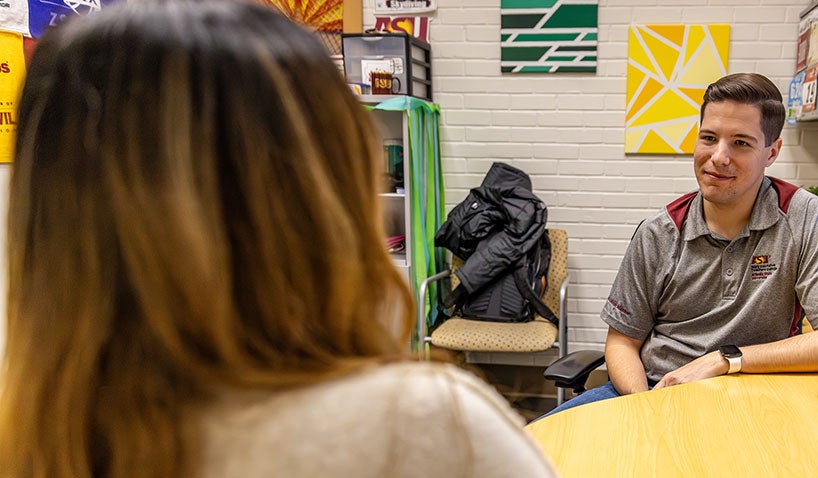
[500,0,598,73]
[625,24,730,155]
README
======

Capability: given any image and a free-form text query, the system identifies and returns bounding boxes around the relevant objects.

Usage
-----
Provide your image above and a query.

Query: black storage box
[342,33,432,100]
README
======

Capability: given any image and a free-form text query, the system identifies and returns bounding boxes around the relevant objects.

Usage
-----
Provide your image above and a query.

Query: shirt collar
[683,177,778,241]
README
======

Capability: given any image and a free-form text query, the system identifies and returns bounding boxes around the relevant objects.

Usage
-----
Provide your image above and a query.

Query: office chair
[417,228,571,406]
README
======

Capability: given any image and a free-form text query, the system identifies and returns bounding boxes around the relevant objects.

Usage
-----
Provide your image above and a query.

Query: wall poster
[0,31,24,163]
[1,0,119,39]
[625,24,730,155]
[500,0,598,73]
[264,0,344,54]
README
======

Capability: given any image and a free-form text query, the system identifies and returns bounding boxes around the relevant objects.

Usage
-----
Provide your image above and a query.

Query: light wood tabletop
[526,373,818,477]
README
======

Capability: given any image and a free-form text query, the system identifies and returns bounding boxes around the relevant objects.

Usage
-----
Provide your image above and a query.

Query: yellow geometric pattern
[625,24,730,154]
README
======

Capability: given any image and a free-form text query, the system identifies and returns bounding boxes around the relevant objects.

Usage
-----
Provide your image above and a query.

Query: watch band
[719,345,742,374]
[725,355,742,374]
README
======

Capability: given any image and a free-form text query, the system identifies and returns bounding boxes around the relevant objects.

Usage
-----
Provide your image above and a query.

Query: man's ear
[765,137,783,167]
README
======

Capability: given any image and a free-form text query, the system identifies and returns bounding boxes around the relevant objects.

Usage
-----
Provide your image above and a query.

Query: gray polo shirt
[602,177,818,382]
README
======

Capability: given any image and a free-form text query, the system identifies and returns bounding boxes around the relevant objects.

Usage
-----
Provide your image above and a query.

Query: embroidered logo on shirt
[751,255,777,280]
[606,297,631,316]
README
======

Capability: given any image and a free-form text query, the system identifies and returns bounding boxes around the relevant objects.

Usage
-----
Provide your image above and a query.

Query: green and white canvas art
[500,0,598,73]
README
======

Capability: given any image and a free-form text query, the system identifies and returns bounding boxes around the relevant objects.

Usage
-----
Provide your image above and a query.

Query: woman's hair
[0,0,414,476]
[700,72,786,147]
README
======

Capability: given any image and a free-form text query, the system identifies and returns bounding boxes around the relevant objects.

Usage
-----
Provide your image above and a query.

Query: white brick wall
[363,0,818,353]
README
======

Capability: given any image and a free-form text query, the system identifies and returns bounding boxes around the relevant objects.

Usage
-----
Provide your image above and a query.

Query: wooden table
[526,373,818,477]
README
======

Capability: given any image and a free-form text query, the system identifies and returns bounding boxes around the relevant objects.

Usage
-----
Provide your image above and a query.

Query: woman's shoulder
[366,361,523,421]
[370,361,557,476]
[199,361,557,477]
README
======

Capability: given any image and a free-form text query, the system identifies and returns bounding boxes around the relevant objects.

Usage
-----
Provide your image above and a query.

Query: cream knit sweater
[198,361,557,477]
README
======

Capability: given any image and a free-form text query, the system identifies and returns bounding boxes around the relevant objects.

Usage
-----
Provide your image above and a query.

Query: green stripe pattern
[501,0,598,73]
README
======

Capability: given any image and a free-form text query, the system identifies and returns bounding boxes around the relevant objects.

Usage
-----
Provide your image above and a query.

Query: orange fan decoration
[263,0,343,32]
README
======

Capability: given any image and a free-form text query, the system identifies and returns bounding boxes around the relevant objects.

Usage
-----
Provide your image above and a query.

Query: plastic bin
[342,33,432,100]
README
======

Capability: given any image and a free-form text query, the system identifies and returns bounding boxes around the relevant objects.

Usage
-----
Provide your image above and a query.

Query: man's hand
[653,351,728,389]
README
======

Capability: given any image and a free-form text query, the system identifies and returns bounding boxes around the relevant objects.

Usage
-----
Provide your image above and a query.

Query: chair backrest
[542,229,568,320]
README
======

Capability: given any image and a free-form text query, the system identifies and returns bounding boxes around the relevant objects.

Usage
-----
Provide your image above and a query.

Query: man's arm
[605,327,649,395]
[741,330,818,372]
[654,331,818,389]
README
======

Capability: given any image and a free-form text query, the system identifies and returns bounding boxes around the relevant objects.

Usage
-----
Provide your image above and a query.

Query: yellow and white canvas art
[625,24,730,155]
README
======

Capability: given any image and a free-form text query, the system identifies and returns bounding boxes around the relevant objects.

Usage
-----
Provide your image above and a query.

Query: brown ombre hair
[0,1,414,476]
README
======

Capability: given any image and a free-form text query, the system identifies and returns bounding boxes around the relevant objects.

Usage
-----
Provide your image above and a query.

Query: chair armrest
[417,269,451,358]
[544,349,606,393]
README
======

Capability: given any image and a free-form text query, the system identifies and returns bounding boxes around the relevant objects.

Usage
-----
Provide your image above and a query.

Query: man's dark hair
[700,73,786,146]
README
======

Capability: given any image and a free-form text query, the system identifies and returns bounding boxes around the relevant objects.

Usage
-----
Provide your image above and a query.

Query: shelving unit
[790,1,818,122]
[358,95,446,343]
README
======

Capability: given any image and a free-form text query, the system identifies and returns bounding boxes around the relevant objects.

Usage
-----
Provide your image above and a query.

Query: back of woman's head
[1,1,413,476]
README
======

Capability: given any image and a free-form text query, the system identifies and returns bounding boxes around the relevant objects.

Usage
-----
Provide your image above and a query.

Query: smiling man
[546,73,818,415]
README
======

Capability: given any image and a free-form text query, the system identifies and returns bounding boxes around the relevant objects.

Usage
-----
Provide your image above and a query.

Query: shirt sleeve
[794,192,818,329]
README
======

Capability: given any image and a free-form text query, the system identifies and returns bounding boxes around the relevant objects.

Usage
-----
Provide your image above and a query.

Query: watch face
[720,345,742,358]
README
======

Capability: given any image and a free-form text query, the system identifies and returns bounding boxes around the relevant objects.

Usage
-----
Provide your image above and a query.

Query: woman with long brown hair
[0,1,556,476]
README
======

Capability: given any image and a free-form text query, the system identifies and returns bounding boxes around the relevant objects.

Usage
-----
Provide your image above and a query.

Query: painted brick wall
[363,0,818,353]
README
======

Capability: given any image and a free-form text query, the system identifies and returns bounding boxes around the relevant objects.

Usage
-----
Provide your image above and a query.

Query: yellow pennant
[0,31,25,163]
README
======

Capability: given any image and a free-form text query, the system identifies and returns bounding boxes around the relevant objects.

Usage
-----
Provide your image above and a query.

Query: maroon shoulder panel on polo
[665,192,697,232]
[769,177,799,213]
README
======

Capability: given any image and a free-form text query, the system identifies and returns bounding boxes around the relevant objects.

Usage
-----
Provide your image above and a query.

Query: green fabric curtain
[373,97,445,345]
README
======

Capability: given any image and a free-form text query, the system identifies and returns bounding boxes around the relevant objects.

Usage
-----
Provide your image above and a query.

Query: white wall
[364,0,818,353]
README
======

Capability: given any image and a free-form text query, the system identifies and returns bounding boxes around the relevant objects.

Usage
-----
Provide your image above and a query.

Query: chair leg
[557,387,566,406]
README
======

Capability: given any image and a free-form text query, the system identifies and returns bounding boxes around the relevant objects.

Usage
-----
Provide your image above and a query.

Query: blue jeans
[532,380,654,422]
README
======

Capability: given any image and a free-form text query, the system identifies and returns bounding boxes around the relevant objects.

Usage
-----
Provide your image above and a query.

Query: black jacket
[435,162,547,294]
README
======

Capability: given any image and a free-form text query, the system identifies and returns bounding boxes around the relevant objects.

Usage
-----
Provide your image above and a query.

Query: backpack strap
[513,267,558,325]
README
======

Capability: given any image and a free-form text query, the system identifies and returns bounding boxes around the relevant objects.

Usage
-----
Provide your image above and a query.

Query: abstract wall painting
[625,24,730,155]
[500,0,598,73]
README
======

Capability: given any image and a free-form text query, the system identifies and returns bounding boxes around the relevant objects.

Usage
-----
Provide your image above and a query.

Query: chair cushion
[430,317,557,352]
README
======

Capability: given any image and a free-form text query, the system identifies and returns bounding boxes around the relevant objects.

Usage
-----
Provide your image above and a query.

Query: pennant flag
[0,31,25,163]
[374,16,430,42]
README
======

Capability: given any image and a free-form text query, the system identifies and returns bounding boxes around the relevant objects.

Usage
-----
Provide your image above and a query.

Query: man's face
[693,100,781,209]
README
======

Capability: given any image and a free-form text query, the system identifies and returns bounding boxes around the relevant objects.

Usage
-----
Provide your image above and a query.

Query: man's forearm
[605,345,649,395]
[740,331,818,373]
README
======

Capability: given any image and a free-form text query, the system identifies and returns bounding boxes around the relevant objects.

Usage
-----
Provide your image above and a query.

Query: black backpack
[434,162,557,325]
[448,233,556,324]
